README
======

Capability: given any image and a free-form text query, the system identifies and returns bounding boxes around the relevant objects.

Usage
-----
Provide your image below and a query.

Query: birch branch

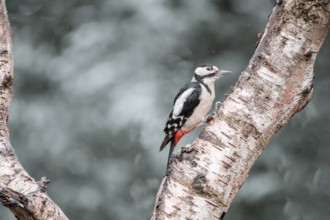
[152,0,330,219]
[0,1,69,219]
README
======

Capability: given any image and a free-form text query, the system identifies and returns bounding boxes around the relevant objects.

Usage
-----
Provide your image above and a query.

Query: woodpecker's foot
[206,114,214,123]
[206,101,222,123]
[214,101,222,112]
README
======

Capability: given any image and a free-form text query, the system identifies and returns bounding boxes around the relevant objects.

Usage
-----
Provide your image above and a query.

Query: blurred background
[1,0,329,219]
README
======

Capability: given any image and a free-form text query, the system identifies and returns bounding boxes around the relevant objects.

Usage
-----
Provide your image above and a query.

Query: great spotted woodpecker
[160,64,231,167]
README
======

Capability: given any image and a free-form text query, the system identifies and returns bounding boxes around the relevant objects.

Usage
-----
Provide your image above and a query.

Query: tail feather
[160,135,171,152]
[167,140,175,168]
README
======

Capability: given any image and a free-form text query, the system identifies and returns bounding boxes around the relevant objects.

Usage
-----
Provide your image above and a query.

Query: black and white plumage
[160,64,231,167]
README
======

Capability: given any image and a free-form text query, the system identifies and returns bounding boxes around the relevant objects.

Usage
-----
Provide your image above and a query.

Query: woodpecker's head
[194,64,231,82]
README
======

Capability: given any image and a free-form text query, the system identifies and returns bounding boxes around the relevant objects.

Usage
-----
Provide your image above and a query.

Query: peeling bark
[152,0,330,219]
[0,1,68,219]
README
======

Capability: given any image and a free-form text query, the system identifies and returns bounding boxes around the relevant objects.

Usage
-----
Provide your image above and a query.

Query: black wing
[160,82,201,151]
[174,82,201,119]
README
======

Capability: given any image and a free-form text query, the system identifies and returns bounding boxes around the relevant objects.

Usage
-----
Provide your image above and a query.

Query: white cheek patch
[195,67,208,76]
[195,66,219,77]
[173,88,195,117]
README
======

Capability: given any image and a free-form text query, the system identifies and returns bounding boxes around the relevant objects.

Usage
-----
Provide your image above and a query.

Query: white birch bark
[0,1,69,219]
[152,0,330,219]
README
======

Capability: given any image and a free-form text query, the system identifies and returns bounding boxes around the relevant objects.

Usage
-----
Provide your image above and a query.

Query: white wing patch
[172,88,195,118]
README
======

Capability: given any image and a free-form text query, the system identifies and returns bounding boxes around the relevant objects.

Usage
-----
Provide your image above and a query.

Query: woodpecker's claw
[206,101,222,123]
[206,114,214,123]
[214,101,222,112]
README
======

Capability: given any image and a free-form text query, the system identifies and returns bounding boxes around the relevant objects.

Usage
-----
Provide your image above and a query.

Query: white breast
[182,84,215,130]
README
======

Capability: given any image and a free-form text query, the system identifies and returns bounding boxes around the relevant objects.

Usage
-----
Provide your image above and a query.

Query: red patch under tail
[174,129,193,146]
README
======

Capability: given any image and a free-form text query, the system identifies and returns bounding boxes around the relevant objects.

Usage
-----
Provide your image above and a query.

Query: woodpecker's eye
[206,66,213,71]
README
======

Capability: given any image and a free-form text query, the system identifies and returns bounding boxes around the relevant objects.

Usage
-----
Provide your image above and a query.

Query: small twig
[36,177,51,193]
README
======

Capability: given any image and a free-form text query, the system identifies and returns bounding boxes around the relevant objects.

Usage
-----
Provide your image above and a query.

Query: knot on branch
[192,173,207,192]
[2,74,12,89]
[0,187,28,208]
[178,145,198,167]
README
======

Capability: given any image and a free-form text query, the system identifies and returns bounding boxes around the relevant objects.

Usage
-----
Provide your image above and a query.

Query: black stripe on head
[194,72,216,80]
[194,73,213,94]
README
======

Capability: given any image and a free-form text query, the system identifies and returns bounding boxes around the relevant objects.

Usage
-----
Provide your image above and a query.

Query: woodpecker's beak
[219,70,232,76]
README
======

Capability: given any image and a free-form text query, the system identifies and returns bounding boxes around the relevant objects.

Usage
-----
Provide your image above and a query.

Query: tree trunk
[152,0,330,219]
[0,1,68,219]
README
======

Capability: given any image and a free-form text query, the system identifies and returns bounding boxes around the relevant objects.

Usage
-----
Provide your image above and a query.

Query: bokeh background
[1,0,329,219]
